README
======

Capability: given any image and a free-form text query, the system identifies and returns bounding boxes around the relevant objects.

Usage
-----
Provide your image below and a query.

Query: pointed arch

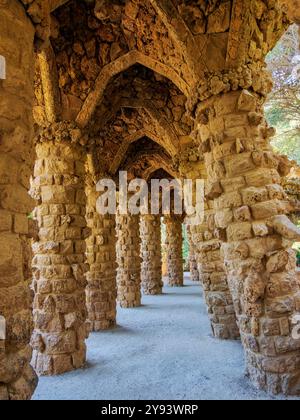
[76,50,190,128]
[124,151,176,181]
[109,129,165,175]
[50,0,69,12]
[145,165,177,182]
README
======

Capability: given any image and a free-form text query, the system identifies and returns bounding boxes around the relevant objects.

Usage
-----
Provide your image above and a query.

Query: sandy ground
[33,276,298,400]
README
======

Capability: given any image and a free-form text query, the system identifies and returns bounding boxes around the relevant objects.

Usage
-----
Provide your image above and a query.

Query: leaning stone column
[192,82,300,394]
[85,177,117,331]
[176,146,239,338]
[30,123,89,376]
[140,215,163,295]
[191,207,240,340]
[189,251,200,283]
[116,214,141,307]
[0,0,38,400]
[164,216,184,287]
[187,226,200,282]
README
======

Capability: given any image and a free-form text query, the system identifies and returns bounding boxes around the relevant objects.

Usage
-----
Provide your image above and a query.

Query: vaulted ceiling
[34,0,294,181]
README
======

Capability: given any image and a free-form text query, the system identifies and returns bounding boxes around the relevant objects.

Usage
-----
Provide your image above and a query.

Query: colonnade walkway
[33,276,296,400]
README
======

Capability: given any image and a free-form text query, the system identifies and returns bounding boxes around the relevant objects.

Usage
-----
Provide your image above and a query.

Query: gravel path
[33,277,298,400]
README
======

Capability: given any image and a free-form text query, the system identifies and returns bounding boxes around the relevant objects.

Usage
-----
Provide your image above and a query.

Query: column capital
[36,121,89,147]
[187,62,273,118]
[173,143,204,178]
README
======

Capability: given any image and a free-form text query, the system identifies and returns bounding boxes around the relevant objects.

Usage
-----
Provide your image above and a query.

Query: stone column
[85,179,117,331]
[164,216,184,287]
[187,226,200,282]
[30,125,89,376]
[0,0,38,400]
[162,248,168,277]
[116,214,141,307]
[140,215,163,295]
[176,147,239,338]
[194,87,300,395]
[191,208,240,340]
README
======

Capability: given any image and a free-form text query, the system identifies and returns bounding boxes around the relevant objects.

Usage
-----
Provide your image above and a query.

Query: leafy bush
[297,247,300,267]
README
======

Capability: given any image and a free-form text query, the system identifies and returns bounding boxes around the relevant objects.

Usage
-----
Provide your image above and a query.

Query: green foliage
[272,132,300,163]
[296,245,300,267]
[265,106,289,129]
[265,24,300,165]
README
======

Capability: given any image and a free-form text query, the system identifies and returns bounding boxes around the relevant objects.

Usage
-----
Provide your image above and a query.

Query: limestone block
[214,191,243,210]
[227,222,253,242]
[207,2,231,34]
[237,90,257,112]
[242,187,269,206]
[233,206,251,222]
[251,200,279,220]
[270,215,300,241]
[0,211,12,232]
[252,222,269,237]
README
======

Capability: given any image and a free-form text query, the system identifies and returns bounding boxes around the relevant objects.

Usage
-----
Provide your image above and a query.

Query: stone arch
[122,150,175,180]
[3,0,300,401]
[50,0,69,11]
[109,129,171,175]
[76,50,190,128]
[103,98,180,155]
[146,166,177,182]
[144,162,177,182]
[148,0,203,78]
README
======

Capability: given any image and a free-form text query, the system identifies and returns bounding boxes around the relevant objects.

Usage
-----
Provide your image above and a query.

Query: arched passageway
[0,0,300,400]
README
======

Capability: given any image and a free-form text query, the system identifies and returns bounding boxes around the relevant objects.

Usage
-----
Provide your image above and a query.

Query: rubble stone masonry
[30,139,89,376]
[194,88,300,394]
[164,216,184,287]
[187,226,200,283]
[0,0,38,400]
[1,0,300,400]
[140,215,163,295]
[116,213,141,308]
[85,179,117,331]
[191,207,240,340]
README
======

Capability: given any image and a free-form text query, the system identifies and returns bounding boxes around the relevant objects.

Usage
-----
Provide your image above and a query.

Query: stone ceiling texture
[33,0,294,180]
[279,0,300,23]
[119,136,176,180]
